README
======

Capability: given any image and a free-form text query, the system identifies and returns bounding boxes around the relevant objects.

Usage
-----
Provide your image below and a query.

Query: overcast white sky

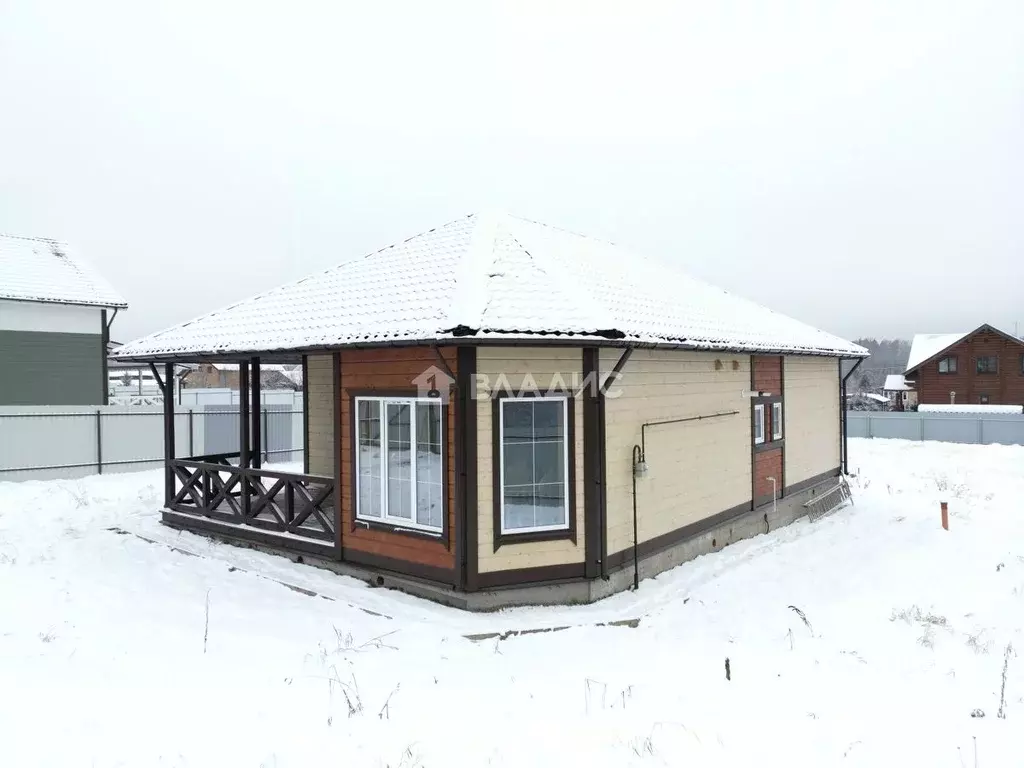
[1,1,1021,343]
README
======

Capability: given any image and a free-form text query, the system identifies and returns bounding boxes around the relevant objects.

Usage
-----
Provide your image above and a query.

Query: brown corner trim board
[456,347,479,591]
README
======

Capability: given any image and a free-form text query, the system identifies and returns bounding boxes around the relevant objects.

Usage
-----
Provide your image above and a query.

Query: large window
[938,356,957,374]
[355,397,444,532]
[499,396,569,534]
[976,356,998,374]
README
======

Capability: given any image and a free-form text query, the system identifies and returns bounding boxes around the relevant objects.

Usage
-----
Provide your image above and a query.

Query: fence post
[866,415,873,438]
[188,409,194,457]
[978,418,984,445]
[96,409,103,475]
[918,414,924,441]
[263,408,269,463]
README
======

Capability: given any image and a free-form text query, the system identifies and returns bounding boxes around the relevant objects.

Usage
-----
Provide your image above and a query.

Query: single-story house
[882,374,916,411]
[112,212,868,608]
[0,234,126,405]
[904,324,1024,406]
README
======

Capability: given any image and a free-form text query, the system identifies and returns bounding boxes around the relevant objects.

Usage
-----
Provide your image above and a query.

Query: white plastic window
[772,402,783,440]
[355,397,443,532]
[754,404,765,445]
[499,397,570,534]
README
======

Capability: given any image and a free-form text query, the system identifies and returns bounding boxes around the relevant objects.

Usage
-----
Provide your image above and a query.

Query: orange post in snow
[941,501,949,530]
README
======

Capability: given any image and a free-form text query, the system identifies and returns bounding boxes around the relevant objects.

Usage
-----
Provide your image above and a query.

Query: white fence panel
[0,404,305,483]
[848,411,1024,446]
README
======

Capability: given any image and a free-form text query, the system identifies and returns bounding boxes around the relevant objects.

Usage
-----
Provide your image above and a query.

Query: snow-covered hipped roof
[0,233,127,309]
[113,213,867,360]
[883,374,912,391]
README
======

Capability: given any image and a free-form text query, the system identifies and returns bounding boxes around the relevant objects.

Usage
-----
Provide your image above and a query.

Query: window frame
[491,390,577,550]
[976,355,999,375]
[771,401,783,440]
[937,356,957,374]
[753,403,766,445]
[353,394,446,535]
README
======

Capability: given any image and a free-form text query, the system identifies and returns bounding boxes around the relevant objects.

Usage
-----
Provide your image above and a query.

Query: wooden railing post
[239,362,251,518]
[251,357,262,470]
[163,363,175,507]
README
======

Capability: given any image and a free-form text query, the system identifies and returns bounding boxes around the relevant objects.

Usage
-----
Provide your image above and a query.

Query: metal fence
[0,405,305,482]
[847,410,1024,445]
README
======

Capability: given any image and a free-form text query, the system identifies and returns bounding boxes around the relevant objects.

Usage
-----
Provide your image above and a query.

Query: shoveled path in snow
[1,439,1023,766]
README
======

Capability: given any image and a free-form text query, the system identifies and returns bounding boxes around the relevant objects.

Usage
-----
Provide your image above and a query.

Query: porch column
[163,362,175,507]
[332,351,343,559]
[250,356,262,469]
[239,361,251,518]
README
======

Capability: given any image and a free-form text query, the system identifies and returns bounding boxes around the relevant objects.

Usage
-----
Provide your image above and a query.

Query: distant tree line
[849,338,912,392]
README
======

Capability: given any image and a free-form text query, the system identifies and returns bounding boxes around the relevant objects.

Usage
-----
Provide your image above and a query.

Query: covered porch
[152,354,341,559]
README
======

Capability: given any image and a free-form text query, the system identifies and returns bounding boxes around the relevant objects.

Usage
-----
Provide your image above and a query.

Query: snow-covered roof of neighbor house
[905,333,966,373]
[0,233,127,308]
[858,392,890,403]
[883,374,912,391]
[919,404,1023,415]
[112,212,868,360]
[905,325,1024,374]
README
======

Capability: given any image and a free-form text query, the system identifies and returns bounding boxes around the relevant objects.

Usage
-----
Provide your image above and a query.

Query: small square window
[753,404,765,445]
[980,394,990,405]
[976,356,998,374]
[771,402,783,440]
[938,356,957,374]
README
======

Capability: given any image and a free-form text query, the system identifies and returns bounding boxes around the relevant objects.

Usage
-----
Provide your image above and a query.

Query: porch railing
[169,453,335,542]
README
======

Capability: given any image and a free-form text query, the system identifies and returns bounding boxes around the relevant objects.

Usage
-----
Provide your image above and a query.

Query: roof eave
[110,331,869,364]
[0,295,128,310]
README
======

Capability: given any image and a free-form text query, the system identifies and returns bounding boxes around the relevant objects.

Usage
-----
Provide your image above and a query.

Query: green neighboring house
[0,234,127,405]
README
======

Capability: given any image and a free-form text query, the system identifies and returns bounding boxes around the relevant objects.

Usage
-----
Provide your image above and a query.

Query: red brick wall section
[754,448,783,503]
[753,356,783,394]
[338,346,458,571]
[911,329,1024,406]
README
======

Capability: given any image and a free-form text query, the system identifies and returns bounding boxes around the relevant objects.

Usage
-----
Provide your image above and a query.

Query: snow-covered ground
[1,438,1023,766]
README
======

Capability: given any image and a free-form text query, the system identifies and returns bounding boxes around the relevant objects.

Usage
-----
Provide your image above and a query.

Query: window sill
[354,517,445,542]
[754,438,785,453]
[494,526,576,551]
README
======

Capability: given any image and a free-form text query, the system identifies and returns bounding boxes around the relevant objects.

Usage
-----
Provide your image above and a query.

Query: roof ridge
[134,214,479,347]
[0,232,67,245]
[500,217,615,333]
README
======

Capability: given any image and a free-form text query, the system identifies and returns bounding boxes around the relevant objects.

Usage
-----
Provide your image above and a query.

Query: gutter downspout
[840,358,865,475]
[102,308,119,406]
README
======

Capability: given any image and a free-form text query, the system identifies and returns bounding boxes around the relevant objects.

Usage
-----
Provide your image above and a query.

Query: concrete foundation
[162,474,842,611]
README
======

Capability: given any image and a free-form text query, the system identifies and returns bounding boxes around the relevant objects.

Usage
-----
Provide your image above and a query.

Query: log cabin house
[112,213,868,609]
[904,325,1024,407]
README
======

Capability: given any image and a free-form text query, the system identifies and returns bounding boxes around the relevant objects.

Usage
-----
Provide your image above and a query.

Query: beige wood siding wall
[600,348,751,555]
[783,356,840,485]
[476,347,585,573]
[306,354,335,476]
